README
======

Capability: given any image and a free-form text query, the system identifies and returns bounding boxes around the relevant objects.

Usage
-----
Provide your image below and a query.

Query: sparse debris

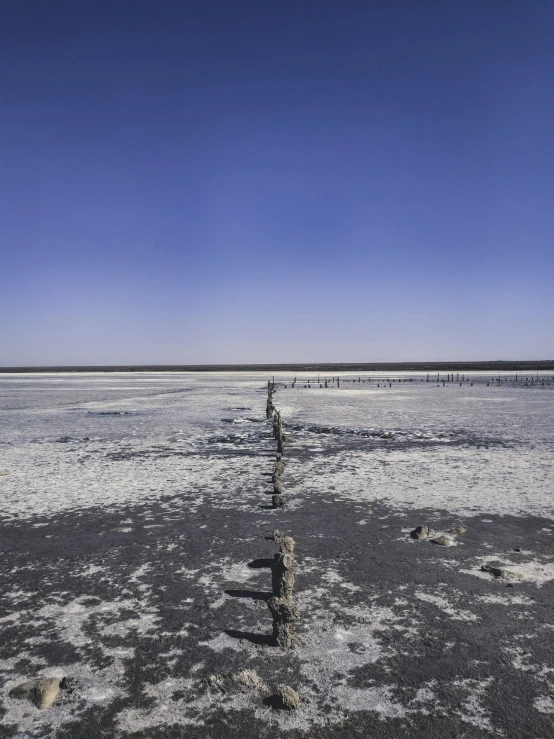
[267,596,299,648]
[232,669,269,695]
[206,674,227,694]
[410,525,431,540]
[431,535,455,547]
[448,526,467,535]
[481,565,523,580]
[9,677,63,709]
[280,685,300,709]
[206,670,269,695]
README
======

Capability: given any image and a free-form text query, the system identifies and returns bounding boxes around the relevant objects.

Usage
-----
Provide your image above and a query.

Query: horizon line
[1,360,554,374]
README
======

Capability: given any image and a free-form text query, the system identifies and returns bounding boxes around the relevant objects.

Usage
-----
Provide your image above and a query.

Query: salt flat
[0,372,553,738]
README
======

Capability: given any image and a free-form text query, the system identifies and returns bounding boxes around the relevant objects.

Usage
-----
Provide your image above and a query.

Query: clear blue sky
[2,0,553,365]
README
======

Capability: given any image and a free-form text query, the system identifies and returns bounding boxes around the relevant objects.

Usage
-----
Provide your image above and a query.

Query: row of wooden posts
[265,379,298,648]
[267,373,553,388]
[252,367,550,649]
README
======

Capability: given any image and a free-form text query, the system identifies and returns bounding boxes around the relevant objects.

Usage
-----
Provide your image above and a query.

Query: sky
[1,0,553,365]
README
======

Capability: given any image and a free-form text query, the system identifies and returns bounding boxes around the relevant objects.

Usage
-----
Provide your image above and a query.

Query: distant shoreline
[1,361,553,373]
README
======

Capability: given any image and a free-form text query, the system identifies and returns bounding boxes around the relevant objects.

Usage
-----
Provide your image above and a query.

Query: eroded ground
[0,372,553,738]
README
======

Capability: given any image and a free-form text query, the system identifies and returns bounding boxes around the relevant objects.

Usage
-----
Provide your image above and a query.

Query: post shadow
[224,589,272,601]
[224,629,276,646]
[247,558,274,569]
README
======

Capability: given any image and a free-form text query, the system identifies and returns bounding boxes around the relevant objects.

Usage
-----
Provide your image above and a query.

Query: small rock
[9,677,62,709]
[431,536,455,547]
[481,565,522,581]
[0,469,8,476]
[281,685,300,710]
[410,526,431,540]
[448,526,467,535]
[513,547,522,552]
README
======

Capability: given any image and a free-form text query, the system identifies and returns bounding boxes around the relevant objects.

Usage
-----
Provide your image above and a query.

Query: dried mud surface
[0,372,553,738]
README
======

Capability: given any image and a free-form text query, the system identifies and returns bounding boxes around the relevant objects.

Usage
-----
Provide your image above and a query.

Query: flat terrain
[0,372,553,738]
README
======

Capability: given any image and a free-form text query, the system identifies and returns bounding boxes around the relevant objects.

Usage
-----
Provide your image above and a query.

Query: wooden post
[271,552,295,598]
[267,596,298,648]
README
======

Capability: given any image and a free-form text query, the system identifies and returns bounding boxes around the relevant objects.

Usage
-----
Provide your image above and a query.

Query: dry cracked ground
[0,371,553,738]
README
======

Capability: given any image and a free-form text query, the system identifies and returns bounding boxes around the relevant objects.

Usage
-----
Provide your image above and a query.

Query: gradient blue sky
[2,0,553,365]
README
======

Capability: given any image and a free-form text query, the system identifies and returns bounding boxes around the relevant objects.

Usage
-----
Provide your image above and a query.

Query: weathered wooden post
[272,552,295,598]
[267,596,298,648]
[276,534,295,555]
[276,413,284,455]
[268,541,298,648]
